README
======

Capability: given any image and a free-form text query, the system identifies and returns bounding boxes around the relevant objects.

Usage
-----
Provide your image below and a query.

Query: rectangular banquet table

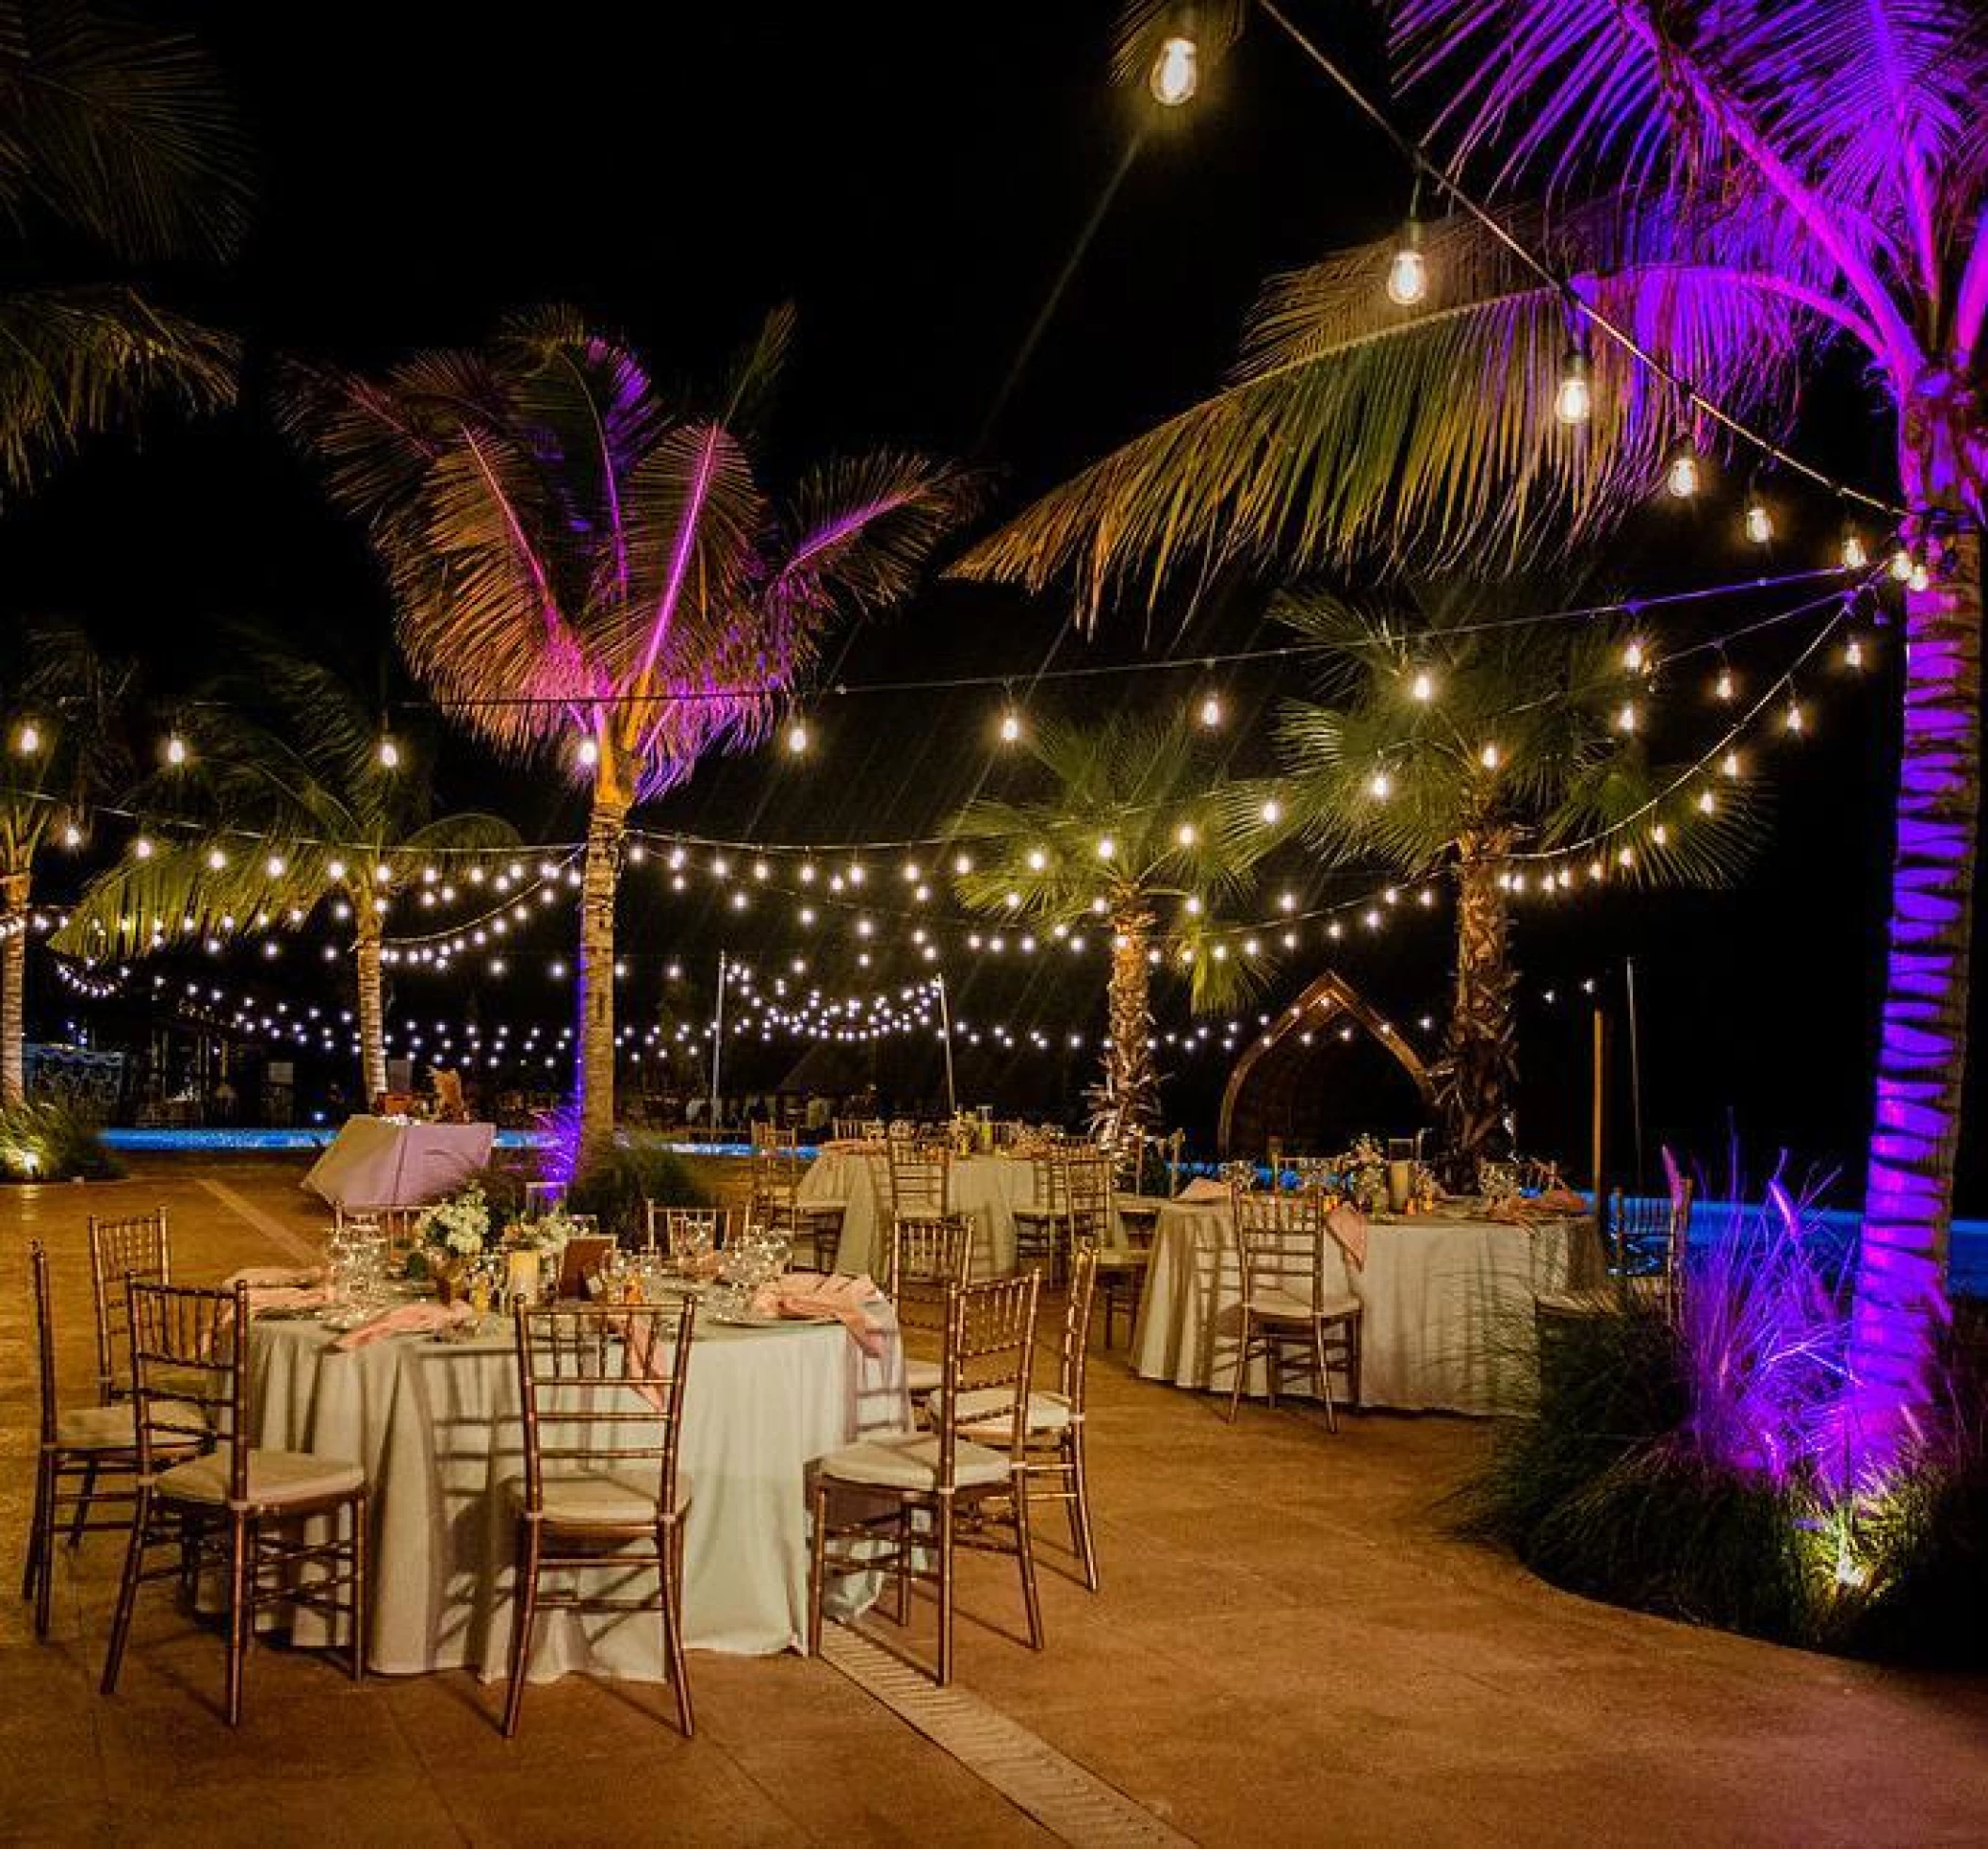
[301,1115,496,1208]
[798,1145,1127,1277]
[249,1302,909,1678]
[1132,1199,1606,1415]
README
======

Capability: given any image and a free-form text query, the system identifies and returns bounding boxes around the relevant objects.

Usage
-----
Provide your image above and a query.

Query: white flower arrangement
[414,1181,492,1259]
[1337,1135,1389,1213]
[507,1201,582,1257]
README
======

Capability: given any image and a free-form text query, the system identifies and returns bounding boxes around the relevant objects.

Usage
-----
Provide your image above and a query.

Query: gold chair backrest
[89,1209,171,1403]
[646,1204,730,1256]
[886,1141,951,1219]
[512,1298,694,1520]
[27,1241,60,1447]
[936,1273,1040,1482]
[1231,1187,1338,1314]
[1064,1150,1115,1244]
[127,1280,237,1486]
[1058,1245,1100,1410]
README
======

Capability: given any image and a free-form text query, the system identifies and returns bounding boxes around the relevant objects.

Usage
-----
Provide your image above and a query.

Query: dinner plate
[702,1306,836,1329]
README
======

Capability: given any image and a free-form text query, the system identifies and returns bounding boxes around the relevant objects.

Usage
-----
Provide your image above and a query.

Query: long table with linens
[248,1304,908,1678]
[797,1144,1126,1278]
[1132,1197,1605,1415]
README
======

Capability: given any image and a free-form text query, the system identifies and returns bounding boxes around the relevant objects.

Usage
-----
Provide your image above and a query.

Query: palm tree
[0,1,243,495]
[53,648,515,1107]
[1265,584,1762,1180]
[949,709,1274,1140]
[0,623,135,1105]
[287,307,976,1158]
[964,1,1985,1479]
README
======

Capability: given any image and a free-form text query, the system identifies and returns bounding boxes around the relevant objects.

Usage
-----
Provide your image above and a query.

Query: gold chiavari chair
[644,1203,732,1257]
[808,1272,1044,1686]
[87,1209,171,1405]
[751,1141,845,1271]
[888,1214,975,1404]
[929,1245,1100,1591]
[501,1296,697,1738]
[1227,1187,1362,1431]
[1010,1149,1070,1282]
[830,1116,869,1143]
[882,1138,954,1269]
[22,1244,200,1640]
[101,1281,367,1727]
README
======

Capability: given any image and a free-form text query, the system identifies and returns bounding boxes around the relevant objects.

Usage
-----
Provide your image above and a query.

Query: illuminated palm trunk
[1102,900,1160,1139]
[1845,483,1980,1484]
[575,791,627,1160]
[352,900,387,1110]
[1440,836,1517,1185]
[1,868,27,1108]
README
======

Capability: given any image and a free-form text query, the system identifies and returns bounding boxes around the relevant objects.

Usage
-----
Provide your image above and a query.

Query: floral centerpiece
[506,1201,582,1262]
[407,1180,493,1297]
[1335,1135,1389,1214]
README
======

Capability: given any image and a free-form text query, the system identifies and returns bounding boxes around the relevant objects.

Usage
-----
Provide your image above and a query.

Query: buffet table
[797,1145,1126,1277]
[1133,1199,1605,1415]
[301,1115,496,1208]
[249,1305,908,1677]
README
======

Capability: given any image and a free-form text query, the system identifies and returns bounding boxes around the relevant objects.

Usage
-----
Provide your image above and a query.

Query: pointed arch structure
[1217,968,1434,1158]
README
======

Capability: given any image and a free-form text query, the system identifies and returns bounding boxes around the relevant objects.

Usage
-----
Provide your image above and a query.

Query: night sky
[9,3,1977,1208]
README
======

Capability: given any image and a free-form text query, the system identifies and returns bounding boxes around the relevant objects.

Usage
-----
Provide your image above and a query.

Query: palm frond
[954,211,1803,613]
[772,451,982,624]
[1111,2,1248,86]
[0,285,236,494]
[51,840,328,963]
[0,0,250,259]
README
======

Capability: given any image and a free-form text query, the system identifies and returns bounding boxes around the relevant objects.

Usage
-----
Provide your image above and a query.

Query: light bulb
[377,736,400,769]
[1623,640,1645,673]
[785,719,809,754]
[1744,496,1773,545]
[61,822,80,847]
[1663,440,1700,499]
[1844,636,1865,669]
[1616,703,1638,734]
[1479,742,1501,770]
[165,733,187,766]
[15,721,40,754]
[1714,666,1735,702]
[1367,770,1393,800]
[953,852,972,875]
[1198,692,1223,728]
[265,854,286,878]
[1553,348,1591,426]
[1889,546,1915,582]
[1784,700,1805,733]
[1698,789,1716,814]
[1722,751,1741,779]
[1260,797,1282,825]
[1409,669,1434,703]
[133,835,153,860]
[1026,848,1047,870]
[206,847,228,871]
[1149,34,1198,106]
[1841,528,1867,571]
[1908,561,1931,593]
[1385,225,1427,307]
[576,736,599,768]
[1175,822,1198,846]
[1096,836,1116,860]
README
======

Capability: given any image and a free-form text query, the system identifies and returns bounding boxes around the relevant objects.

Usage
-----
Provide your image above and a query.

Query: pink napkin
[1535,1186,1590,1215]
[1324,1202,1368,1269]
[330,1300,474,1351]
[1178,1176,1230,1205]
[750,1271,885,1354]
[226,1265,325,1289]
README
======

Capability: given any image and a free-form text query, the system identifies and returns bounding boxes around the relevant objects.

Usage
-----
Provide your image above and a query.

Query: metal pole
[708,949,726,1132]
[935,973,957,1117]
[1590,1004,1608,1208]
[1624,957,1646,1192]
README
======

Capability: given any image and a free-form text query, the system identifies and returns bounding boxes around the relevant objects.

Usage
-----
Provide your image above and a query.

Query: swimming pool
[99,1127,759,1159]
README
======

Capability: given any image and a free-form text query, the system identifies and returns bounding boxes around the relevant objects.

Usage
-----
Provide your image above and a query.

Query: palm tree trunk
[1,868,28,1109]
[576,793,627,1160]
[1439,839,1517,1187]
[352,901,387,1110]
[1100,901,1160,1139]
[1844,497,1980,1482]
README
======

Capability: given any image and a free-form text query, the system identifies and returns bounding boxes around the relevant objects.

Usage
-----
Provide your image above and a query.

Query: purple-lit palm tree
[963,1,1984,1483]
[291,309,975,1157]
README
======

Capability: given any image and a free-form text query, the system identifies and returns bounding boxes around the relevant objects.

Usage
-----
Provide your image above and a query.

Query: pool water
[99,1126,758,1159]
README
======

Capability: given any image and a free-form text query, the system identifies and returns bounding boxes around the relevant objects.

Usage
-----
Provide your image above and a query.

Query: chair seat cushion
[1092,1248,1149,1273]
[797,1198,847,1217]
[925,1385,1074,1438]
[1250,1287,1361,1322]
[503,1469,684,1527]
[904,1356,944,1395]
[55,1400,206,1452]
[157,1448,364,1509]
[816,1430,1009,1491]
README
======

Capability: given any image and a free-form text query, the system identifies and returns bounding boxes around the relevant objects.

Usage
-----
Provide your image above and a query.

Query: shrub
[0,1098,124,1182]
[564,1134,712,1241]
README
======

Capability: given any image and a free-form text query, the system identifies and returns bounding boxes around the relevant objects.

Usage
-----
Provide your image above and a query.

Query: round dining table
[1132,1197,1605,1415]
[798,1143,1127,1277]
[248,1300,909,1679]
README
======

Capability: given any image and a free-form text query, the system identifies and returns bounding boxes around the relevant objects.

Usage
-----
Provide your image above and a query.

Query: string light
[1622,640,1646,673]
[1385,210,1426,307]
[1889,546,1915,583]
[1367,769,1393,800]
[1197,690,1223,728]
[377,735,400,769]
[998,706,1023,744]
[576,736,599,769]
[1744,490,1774,546]
[1149,33,1198,105]
[784,718,809,755]
[1409,668,1435,703]
[1478,742,1502,770]
[1840,527,1868,571]
[165,733,187,767]
[1260,797,1283,824]
[1663,439,1702,499]
[1714,664,1737,702]
[1552,345,1591,426]
[14,721,40,754]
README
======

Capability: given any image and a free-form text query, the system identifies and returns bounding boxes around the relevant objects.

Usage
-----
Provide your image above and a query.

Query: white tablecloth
[249,1306,909,1677]
[798,1147,1126,1277]
[1132,1201,1605,1415]
[301,1116,496,1208]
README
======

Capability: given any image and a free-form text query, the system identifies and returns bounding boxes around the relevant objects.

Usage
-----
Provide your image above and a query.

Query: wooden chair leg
[806,1476,829,1657]
[663,1520,693,1738]
[224,1515,252,1727]
[100,1492,152,1695]
[936,1497,956,1687]
[1225,1317,1250,1423]
[1013,1483,1044,1651]
[66,1462,98,1548]
[349,1492,368,1685]
[28,1458,57,1639]
[1067,1427,1100,1593]
[501,1519,541,1738]
[22,1453,49,1603]
[1312,1321,1338,1434]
